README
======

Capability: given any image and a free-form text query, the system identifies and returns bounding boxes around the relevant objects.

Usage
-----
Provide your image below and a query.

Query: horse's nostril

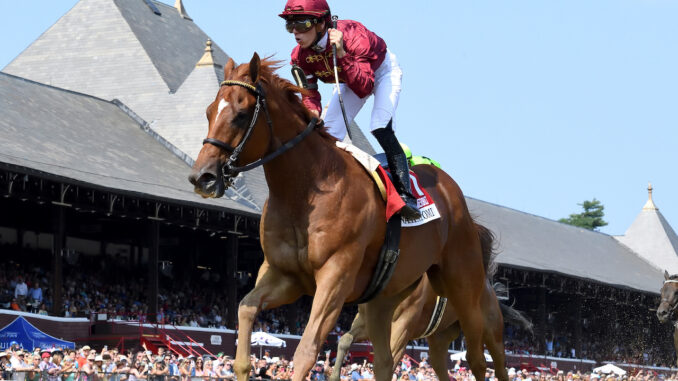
[197,173,217,185]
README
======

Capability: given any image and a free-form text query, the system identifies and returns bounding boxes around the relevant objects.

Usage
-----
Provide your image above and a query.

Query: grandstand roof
[466,197,664,294]
[0,0,267,208]
[0,72,257,215]
[614,184,678,274]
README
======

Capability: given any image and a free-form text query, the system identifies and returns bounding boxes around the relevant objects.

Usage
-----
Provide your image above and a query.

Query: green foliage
[558,198,608,231]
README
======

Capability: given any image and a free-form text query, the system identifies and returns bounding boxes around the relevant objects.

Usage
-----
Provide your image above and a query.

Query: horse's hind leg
[428,269,486,381]
[329,307,368,381]
[427,322,461,381]
[233,262,302,381]
[482,286,508,381]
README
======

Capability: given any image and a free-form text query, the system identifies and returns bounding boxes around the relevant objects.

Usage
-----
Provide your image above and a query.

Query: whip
[331,15,352,140]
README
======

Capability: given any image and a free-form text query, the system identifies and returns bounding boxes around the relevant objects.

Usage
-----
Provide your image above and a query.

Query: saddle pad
[336,142,441,227]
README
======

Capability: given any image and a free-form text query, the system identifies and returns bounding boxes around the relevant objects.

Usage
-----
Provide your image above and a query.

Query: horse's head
[658,270,678,324]
[189,53,278,198]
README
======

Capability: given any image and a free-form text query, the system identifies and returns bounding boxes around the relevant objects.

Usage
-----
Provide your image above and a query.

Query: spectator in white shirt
[14,278,28,301]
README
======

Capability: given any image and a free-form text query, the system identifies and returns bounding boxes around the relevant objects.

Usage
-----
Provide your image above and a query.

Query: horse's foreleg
[329,307,368,381]
[233,264,302,381]
[426,322,460,381]
[673,326,678,367]
[291,272,354,381]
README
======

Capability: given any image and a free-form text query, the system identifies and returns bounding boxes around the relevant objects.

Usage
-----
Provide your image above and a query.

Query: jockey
[279,0,420,219]
[401,143,442,169]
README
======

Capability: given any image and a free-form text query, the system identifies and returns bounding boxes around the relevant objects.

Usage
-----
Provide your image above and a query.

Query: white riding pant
[323,49,402,141]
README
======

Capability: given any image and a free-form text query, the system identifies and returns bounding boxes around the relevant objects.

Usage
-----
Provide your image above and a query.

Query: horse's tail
[492,282,534,334]
[477,223,534,334]
[475,223,498,279]
[499,301,534,334]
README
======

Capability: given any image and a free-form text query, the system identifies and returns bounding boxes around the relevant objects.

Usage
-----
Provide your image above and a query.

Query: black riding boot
[372,123,421,220]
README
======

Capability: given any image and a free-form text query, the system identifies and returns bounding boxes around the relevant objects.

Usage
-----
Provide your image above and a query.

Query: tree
[558,198,608,231]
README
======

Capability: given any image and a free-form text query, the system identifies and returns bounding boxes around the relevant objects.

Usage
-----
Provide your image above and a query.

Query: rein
[202,80,320,185]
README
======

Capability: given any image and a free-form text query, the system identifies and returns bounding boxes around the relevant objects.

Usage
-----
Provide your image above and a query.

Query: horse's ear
[666,270,671,280]
[224,58,235,79]
[249,52,261,83]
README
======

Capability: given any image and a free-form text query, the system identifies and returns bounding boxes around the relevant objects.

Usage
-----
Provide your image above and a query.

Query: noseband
[202,80,320,186]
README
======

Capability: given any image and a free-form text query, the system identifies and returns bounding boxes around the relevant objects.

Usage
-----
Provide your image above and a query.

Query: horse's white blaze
[216,99,230,121]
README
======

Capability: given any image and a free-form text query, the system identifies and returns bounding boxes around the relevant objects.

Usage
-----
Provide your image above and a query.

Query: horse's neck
[263,130,345,205]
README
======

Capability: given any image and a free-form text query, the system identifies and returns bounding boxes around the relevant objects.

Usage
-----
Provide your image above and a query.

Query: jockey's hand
[309,109,320,118]
[328,28,345,58]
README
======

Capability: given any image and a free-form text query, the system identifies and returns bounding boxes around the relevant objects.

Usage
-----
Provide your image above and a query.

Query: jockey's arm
[301,78,322,116]
[336,40,376,98]
[291,57,322,116]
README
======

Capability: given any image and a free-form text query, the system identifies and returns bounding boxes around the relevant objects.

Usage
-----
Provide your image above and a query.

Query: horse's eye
[232,111,249,128]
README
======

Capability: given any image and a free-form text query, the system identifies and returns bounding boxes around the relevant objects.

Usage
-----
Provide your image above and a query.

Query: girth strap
[418,296,448,338]
[349,214,402,305]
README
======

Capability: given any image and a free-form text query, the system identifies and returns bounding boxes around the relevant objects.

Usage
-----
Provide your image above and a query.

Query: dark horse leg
[427,323,461,381]
[330,308,368,381]
[233,262,303,381]
[674,325,678,367]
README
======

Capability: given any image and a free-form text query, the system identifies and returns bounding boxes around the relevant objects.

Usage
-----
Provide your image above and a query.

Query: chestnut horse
[189,53,489,381]
[657,270,678,366]
[330,243,533,381]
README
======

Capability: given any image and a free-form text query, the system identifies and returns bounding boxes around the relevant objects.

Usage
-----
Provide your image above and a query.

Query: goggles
[285,18,318,33]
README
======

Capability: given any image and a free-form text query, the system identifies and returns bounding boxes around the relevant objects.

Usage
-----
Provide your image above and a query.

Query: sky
[1,1,677,236]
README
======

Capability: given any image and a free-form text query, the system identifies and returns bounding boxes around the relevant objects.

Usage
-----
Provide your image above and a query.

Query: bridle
[202,80,320,186]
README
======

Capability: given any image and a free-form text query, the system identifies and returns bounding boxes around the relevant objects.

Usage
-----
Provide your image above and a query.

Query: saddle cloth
[336,142,441,227]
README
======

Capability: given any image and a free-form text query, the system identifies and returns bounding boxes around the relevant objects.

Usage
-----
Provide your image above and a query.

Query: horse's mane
[670,274,678,281]
[250,57,338,142]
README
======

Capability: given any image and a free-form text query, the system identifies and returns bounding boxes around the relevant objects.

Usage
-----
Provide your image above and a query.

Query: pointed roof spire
[196,39,220,68]
[643,182,658,210]
[175,0,192,20]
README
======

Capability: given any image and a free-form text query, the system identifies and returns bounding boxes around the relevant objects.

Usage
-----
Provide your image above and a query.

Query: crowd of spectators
[1,341,676,381]
[0,247,672,368]
[0,254,350,336]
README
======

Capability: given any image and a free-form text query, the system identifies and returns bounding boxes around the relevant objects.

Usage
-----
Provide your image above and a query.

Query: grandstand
[1,0,676,372]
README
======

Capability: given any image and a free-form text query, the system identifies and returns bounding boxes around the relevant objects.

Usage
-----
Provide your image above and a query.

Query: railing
[89,312,213,357]
[0,371,242,381]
